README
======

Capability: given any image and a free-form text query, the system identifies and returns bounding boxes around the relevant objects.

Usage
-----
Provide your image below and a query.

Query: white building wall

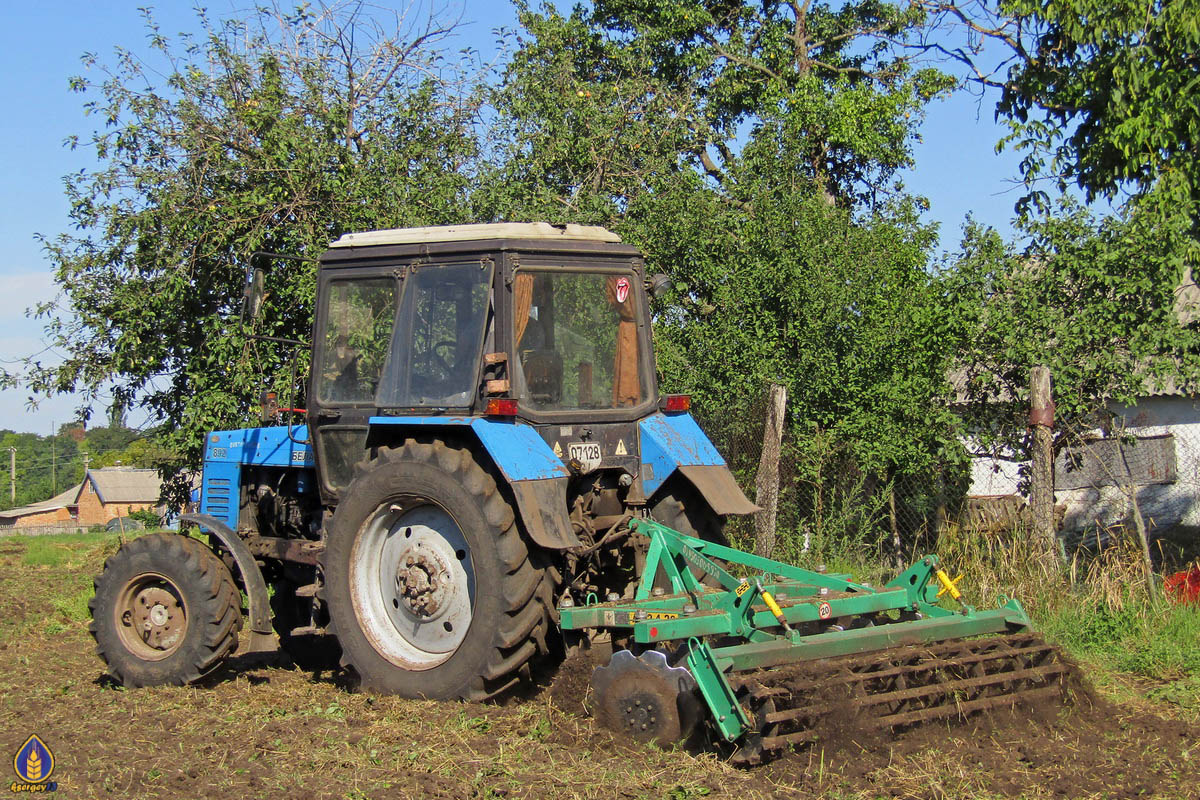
[967,396,1200,536]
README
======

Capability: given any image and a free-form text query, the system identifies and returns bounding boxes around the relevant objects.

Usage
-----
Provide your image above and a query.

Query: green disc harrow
[558,519,1070,762]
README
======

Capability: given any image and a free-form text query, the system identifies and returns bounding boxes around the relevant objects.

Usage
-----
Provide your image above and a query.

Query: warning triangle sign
[614,439,627,456]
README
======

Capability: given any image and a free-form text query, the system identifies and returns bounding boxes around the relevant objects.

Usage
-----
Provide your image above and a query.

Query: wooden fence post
[754,383,787,558]
[1029,366,1058,562]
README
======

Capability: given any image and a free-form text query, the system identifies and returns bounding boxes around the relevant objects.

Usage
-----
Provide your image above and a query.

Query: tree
[940,198,1200,456]
[916,0,1200,213]
[24,2,481,481]
[489,1,967,550]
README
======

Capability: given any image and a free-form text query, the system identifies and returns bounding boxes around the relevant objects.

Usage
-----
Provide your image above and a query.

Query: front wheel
[322,440,555,700]
[89,533,242,687]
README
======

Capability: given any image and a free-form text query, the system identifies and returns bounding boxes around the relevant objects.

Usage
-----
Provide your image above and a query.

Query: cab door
[309,270,399,500]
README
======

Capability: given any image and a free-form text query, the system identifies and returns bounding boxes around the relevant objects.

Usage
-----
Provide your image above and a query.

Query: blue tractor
[90,223,1065,759]
[89,223,759,699]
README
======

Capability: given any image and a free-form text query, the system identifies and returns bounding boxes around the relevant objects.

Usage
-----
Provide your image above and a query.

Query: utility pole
[51,421,56,496]
[8,447,15,505]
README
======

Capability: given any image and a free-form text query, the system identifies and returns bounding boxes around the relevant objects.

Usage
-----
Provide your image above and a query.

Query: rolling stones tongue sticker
[615,276,630,304]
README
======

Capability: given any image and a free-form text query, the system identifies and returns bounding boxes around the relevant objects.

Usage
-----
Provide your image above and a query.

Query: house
[74,468,163,527]
[0,468,164,535]
[0,487,83,532]
[967,388,1200,549]
[962,266,1200,548]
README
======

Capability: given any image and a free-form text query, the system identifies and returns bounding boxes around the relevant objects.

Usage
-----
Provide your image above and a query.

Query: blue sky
[0,0,1027,435]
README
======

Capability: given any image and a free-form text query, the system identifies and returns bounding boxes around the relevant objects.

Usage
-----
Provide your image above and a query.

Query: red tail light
[662,394,691,413]
[485,397,519,417]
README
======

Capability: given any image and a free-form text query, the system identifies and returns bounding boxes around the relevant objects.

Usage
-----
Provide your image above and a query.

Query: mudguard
[369,416,581,549]
[180,512,279,653]
[639,413,759,516]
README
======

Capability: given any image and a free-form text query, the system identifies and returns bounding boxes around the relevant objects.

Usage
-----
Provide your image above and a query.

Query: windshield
[514,270,646,411]
[316,262,492,409]
[378,261,492,408]
[316,278,397,405]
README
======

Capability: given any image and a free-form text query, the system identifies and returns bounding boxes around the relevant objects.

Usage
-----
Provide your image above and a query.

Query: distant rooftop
[83,468,162,504]
[0,486,79,520]
[329,222,622,249]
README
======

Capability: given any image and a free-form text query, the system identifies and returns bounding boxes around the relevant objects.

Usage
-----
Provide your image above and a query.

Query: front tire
[323,440,554,700]
[89,533,242,687]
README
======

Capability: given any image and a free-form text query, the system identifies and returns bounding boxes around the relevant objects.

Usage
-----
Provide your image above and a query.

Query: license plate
[567,441,602,473]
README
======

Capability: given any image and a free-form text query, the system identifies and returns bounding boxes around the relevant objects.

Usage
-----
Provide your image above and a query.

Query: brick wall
[75,480,154,526]
[11,507,73,529]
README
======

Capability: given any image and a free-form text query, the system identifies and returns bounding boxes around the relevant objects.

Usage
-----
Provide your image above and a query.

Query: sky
[0,0,1030,436]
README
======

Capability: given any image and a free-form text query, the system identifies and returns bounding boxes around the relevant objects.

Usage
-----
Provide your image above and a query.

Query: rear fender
[368,416,580,550]
[639,413,759,516]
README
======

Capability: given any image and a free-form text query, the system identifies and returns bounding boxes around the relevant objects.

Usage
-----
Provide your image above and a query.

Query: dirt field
[2,532,1198,799]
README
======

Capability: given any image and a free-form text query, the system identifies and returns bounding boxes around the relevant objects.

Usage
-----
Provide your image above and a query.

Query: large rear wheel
[323,440,555,700]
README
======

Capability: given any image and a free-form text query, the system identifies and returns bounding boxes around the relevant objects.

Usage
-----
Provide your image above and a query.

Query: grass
[1,528,1198,799]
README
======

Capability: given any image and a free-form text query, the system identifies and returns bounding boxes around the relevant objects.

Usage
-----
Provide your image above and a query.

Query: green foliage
[491,1,966,555]
[30,5,480,480]
[992,0,1200,210]
[128,508,162,529]
[940,192,1200,455]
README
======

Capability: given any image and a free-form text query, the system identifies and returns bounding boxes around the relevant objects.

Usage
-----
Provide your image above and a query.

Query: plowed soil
[2,532,1197,799]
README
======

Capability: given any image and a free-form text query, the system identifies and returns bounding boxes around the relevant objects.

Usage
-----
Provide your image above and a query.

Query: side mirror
[647,273,672,298]
[243,267,265,322]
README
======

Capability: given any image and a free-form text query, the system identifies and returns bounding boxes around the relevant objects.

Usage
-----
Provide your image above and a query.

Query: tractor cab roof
[329,223,622,248]
[320,223,639,266]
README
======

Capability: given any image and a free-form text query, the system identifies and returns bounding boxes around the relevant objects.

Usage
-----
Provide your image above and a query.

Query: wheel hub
[395,550,450,617]
[619,693,664,733]
[352,503,476,669]
[116,577,187,659]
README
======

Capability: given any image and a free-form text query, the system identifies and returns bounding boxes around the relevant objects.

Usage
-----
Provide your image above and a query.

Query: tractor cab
[309,225,658,486]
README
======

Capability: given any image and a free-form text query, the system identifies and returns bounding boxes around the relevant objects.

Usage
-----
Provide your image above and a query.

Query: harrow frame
[558,518,1034,742]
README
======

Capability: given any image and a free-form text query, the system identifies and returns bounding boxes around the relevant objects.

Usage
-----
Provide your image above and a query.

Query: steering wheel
[430,340,457,374]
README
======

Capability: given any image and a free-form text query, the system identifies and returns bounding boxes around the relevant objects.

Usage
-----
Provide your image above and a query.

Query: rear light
[661,394,691,413]
[485,397,519,417]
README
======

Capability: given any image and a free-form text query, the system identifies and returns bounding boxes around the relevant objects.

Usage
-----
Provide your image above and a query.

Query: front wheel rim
[114,573,188,661]
[349,502,476,670]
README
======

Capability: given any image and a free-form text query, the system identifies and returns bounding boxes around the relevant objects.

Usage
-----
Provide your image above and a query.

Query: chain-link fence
[692,383,1200,572]
[692,387,951,568]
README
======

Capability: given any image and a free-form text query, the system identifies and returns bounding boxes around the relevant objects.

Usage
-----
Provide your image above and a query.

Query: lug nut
[651,587,665,597]
[606,592,620,602]
[560,595,574,608]
[682,603,697,615]
[819,587,829,596]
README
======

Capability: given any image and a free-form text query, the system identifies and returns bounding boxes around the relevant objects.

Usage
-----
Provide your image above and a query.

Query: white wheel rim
[349,503,476,670]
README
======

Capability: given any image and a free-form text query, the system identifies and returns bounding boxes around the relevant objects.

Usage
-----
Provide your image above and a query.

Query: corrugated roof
[0,486,80,519]
[84,468,162,504]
